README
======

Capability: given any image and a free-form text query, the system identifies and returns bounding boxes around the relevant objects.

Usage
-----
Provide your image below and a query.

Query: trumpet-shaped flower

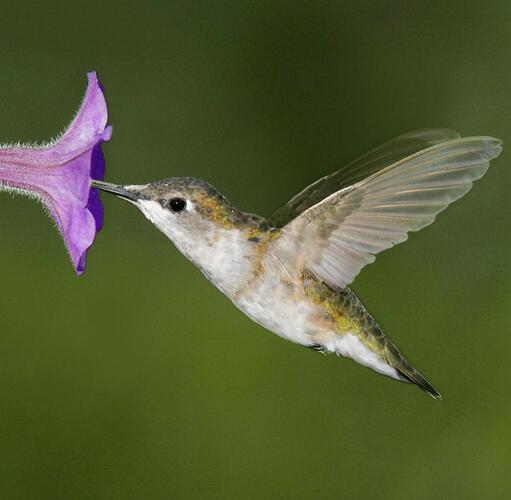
[0,72,111,275]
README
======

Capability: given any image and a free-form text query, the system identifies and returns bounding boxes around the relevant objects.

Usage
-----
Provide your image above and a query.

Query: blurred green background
[0,1,509,498]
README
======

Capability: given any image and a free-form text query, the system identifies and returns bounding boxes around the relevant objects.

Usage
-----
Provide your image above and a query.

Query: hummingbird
[93,129,502,399]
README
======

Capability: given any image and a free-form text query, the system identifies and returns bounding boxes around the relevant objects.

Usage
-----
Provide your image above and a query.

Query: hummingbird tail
[382,337,442,399]
[396,366,442,400]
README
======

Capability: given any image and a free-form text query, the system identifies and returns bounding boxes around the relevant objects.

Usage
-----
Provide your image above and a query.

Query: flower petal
[0,72,111,275]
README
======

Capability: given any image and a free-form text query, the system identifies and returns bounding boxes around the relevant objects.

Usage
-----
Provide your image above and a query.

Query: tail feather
[397,367,442,400]
[383,341,442,399]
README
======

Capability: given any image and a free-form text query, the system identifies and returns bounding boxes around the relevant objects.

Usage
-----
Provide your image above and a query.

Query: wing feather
[270,136,502,290]
[270,129,461,226]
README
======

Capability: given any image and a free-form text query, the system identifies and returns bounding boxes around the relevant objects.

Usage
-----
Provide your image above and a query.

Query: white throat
[137,200,257,295]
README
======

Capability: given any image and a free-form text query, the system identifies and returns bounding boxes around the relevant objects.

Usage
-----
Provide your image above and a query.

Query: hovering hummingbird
[93,129,502,399]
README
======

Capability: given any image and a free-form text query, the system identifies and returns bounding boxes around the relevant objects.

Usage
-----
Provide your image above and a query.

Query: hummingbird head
[92,177,266,257]
[93,176,247,230]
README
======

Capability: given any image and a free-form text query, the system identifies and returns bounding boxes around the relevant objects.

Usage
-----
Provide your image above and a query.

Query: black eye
[168,197,187,212]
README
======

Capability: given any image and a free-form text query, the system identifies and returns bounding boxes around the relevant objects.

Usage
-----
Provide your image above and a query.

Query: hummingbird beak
[91,180,145,203]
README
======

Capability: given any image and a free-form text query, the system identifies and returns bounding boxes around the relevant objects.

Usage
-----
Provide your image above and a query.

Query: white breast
[194,228,257,295]
[232,260,326,347]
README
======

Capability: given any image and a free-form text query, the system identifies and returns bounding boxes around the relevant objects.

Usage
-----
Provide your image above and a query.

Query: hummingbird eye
[168,197,187,213]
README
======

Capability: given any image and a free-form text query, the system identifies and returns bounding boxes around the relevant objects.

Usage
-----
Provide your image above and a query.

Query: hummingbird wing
[270,136,502,289]
[270,129,461,227]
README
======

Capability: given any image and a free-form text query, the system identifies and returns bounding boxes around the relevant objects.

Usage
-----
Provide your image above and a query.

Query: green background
[0,1,509,498]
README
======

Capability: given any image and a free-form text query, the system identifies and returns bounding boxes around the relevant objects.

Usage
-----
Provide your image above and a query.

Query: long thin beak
[91,180,143,202]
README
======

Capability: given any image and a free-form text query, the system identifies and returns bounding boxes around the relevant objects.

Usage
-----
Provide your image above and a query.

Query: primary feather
[270,128,461,226]
[270,134,502,289]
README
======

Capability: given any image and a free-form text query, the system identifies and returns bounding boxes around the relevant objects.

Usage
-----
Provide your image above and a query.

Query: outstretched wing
[270,129,461,227]
[270,136,502,290]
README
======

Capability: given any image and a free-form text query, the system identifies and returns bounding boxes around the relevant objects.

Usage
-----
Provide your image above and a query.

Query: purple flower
[0,72,112,275]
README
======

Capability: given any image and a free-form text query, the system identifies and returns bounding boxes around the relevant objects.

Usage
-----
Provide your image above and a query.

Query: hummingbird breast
[230,248,337,347]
